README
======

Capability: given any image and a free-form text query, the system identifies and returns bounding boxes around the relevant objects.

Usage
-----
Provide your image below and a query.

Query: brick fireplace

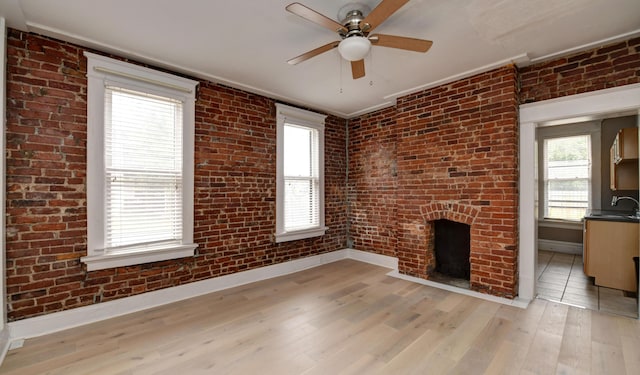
[349,65,520,298]
[396,66,519,298]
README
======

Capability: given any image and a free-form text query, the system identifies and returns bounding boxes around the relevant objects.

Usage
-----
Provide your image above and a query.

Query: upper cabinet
[610,127,639,191]
[612,127,638,163]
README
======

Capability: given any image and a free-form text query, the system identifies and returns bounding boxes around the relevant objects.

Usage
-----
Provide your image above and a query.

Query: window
[543,135,591,221]
[275,103,327,242]
[82,52,198,271]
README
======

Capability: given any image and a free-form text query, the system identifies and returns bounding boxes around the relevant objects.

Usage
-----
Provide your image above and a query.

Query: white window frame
[536,121,601,226]
[82,52,198,271]
[275,103,327,242]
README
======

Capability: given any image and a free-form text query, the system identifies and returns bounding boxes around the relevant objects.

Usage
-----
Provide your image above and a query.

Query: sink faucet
[611,195,640,216]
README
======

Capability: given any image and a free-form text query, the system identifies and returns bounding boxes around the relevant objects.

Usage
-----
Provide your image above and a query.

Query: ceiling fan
[286,0,433,79]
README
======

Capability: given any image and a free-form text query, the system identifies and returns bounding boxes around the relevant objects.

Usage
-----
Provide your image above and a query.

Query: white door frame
[1,16,6,328]
[518,83,640,302]
[0,16,9,357]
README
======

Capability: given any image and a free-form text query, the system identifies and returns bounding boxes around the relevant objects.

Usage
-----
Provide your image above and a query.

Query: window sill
[81,243,198,271]
[538,219,583,230]
[275,227,328,243]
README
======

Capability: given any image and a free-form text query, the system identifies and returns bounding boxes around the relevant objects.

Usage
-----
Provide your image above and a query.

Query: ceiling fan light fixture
[338,36,371,61]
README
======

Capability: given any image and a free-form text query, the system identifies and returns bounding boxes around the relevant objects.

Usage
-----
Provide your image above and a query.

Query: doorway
[518,83,640,319]
[535,115,638,317]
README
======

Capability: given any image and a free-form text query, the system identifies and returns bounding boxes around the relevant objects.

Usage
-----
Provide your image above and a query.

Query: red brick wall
[520,37,640,103]
[5,30,347,321]
[347,107,397,257]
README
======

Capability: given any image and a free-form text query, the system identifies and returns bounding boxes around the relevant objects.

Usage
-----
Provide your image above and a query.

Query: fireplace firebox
[434,219,470,280]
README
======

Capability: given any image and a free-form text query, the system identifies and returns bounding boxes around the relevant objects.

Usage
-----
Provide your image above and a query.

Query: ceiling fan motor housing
[340,9,369,38]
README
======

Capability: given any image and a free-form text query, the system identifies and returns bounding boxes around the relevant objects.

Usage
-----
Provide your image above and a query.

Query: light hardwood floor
[2,259,640,374]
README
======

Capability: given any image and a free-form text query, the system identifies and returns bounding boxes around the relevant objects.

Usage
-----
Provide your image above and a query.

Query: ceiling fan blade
[286,3,347,33]
[287,41,340,65]
[351,60,365,79]
[370,34,433,52]
[361,0,410,33]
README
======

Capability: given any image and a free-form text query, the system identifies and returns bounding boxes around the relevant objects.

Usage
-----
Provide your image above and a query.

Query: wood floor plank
[591,309,624,347]
[556,307,592,374]
[591,341,627,375]
[485,300,546,374]
[521,330,563,374]
[367,304,445,363]
[470,315,513,356]
[436,301,500,361]
[483,340,520,375]
[2,260,640,375]
[448,346,492,375]
[620,335,640,375]
[538,301,570,336]
[379,329,444,374]
[302,318,394,375]
[335,353,386,374]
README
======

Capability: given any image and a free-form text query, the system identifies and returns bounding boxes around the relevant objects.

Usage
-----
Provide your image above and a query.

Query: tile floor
[537,250,638,318]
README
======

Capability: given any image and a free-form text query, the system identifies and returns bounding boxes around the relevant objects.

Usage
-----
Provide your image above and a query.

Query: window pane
[544,135,591,221]
[284,178,319,231]
[546,179,589,221]
[106,88,182,172]
[284,125,315,177]
[104,87,183,250]
[547,160,589,179]
[106,171,182,248]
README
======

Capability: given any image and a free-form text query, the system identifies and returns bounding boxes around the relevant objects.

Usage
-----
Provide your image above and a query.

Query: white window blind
[104,86,183,251]
[283,124,319,231]
[543,135,591,221]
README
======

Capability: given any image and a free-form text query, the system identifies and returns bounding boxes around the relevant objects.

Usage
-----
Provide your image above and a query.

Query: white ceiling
[2,0,640,118]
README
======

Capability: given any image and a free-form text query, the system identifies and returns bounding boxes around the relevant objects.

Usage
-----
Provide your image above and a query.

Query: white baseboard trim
[388,271,530,309]
[538,239,583,255]
[344,248,398,269]
[0,328,10,365]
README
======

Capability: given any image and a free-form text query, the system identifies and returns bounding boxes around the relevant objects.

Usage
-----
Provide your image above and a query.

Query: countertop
[584,209,640,223]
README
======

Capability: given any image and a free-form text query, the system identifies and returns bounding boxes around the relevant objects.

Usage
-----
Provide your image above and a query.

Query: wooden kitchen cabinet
[610,127,639,191]
[583,219,639,292]
[612,127,638,163]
